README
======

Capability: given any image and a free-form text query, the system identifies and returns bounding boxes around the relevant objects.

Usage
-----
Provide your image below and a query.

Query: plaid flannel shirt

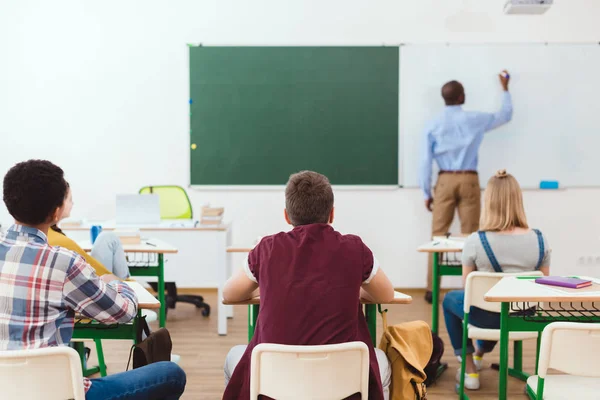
[0,225,138,392]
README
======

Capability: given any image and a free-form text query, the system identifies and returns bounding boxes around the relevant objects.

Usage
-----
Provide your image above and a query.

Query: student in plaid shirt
[0,160,186,400]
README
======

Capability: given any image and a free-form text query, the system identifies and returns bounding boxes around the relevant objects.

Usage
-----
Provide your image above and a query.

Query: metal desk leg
[73,341,100,377]
[431,252,440,334]
[499,302,510,400]
[218,237,229,336]
[158,254,166,328]
[365,304,377,347]
[94,339,107,377]
[225,249,234,319]
[225,229,234,319]
[248,304,259,342]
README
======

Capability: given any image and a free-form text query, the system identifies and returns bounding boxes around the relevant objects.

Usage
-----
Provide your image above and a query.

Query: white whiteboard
[400,44,600,188]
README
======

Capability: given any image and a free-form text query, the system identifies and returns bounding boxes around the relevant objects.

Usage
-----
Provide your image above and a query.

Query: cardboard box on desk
[114,229,142,244]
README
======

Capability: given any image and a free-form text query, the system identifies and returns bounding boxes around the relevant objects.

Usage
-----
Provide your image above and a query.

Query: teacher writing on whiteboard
[419,71,512,303]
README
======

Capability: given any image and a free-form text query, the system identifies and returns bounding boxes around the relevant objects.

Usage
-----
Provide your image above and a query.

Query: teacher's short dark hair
[285,171,334,226]
[3,160,68,225]
[441,80,464,105]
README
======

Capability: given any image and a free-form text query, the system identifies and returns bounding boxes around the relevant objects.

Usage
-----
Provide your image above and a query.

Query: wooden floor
[91,289,536,399]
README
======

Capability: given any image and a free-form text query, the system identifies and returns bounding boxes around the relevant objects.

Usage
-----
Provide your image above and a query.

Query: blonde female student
[442,170,551,390]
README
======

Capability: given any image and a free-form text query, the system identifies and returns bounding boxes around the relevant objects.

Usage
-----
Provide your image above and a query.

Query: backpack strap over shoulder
[533,229,545,270]
[478,231,503,273]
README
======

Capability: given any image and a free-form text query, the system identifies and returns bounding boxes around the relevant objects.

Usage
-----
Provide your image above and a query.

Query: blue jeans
[91,231,130,279]
[86,362,186,400]
[442,290,500,356]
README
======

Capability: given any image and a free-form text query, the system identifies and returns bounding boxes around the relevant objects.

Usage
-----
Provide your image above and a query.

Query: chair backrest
[0,346,85,400]
[537,322,600,379]
[464,271,544,313]
[250,342,370,400]
[139,185,193,220]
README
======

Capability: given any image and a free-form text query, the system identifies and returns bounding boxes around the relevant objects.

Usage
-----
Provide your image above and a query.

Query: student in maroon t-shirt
[222,171,395,400]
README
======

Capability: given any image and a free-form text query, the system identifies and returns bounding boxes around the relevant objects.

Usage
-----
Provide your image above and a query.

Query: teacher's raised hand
[499,70,510,91]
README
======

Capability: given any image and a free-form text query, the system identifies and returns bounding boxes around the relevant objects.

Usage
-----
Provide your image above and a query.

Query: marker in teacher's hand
[501,70,510,79]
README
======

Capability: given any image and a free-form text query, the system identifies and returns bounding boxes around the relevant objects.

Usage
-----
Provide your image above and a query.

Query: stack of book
[114,229,142,244]
[200,207,224,225]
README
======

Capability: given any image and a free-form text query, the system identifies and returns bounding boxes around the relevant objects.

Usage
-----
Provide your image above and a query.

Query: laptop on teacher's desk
[115,194,161,227]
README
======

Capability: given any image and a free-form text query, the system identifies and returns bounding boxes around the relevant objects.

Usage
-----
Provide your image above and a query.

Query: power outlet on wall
[576,256,600,266]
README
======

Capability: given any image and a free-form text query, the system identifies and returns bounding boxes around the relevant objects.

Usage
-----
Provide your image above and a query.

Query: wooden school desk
[223,291,413,346]
[485,276,600,400]
[80,238,178,328]
[417,238,465,334]
[72,281,161,376]
[220,246,255,336]
[64,221,231,289]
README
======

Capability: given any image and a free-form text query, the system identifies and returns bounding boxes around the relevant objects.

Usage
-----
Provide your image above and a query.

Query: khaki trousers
[427,173,481,290]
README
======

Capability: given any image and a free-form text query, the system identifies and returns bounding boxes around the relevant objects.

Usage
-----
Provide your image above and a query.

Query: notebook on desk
[535,276,592,289]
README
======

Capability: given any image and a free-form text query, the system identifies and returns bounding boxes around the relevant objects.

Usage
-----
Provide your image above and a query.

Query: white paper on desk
[431,239,465,249]
[432,236,467,242]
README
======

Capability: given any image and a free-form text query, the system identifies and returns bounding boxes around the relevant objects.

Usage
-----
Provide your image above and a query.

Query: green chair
[458,271,542,399]
[139,186,193,220]
[139,185,210,317]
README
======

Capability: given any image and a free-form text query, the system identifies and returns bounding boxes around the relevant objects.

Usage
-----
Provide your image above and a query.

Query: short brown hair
[480,169,529,232]
[285,171,334,226]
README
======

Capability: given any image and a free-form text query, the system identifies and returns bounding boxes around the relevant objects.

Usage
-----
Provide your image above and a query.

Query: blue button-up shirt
[419,92,513,199]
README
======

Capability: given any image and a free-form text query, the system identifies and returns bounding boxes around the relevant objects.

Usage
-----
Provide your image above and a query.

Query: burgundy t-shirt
[223,223,384,400]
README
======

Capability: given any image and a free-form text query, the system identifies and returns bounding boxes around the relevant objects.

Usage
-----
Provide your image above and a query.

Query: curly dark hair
[3,160,68,225]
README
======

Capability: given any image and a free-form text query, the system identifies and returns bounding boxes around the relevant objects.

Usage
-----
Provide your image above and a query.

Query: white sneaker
[456,355,483,371]
[455,370,480,390]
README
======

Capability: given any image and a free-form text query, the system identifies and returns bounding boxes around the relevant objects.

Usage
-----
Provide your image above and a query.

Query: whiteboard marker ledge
[189,185,400,191]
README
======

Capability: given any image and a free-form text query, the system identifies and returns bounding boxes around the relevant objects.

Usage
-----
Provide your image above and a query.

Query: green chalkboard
[190,46,399,185]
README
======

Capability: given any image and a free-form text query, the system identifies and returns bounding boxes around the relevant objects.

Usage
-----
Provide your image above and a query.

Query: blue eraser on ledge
[540,181,559,189]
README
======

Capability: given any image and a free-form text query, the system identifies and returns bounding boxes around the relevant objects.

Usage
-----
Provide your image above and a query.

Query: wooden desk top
[62,220,228,232]
[79,239,178,254]
[485,276,600,303]
[417,239,465,253]
[226,246,254,253]
[125,281,161,309]
[223,290,412,306]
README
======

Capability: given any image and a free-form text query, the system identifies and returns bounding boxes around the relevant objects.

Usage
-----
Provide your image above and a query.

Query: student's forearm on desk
[360,288,375,303]
[223,269,259,302]
[64,263,138,324]
[361,269,394,303]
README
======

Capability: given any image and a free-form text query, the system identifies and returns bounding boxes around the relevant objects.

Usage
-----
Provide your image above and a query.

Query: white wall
[2,0,600,287]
